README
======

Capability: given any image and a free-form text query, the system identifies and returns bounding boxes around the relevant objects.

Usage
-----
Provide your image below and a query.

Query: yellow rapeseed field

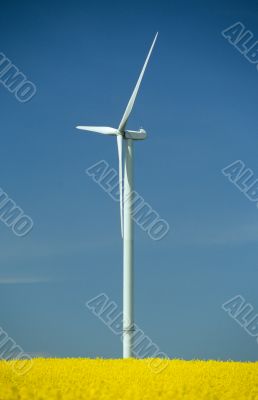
[0,358,257,399]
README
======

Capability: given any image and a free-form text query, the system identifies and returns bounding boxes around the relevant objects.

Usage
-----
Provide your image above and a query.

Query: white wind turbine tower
[76,33,158,358]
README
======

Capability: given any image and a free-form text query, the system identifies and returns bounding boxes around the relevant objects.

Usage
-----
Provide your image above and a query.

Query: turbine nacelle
[124,128,147,140]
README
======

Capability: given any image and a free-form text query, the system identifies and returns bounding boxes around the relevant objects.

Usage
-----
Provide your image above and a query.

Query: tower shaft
[123,139,134,358]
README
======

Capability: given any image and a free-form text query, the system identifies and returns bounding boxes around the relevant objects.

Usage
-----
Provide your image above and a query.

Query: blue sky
[0,0,258,360]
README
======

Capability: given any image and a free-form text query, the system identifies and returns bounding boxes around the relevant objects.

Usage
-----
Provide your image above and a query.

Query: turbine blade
[76,126,120,135]
[117,135,123,237]
[118,32,158,132]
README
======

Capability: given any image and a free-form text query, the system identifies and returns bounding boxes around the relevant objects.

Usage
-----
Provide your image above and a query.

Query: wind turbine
[76,33,158,358]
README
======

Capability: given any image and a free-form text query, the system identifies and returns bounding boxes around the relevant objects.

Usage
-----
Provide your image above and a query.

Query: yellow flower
[0,358,257,399]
